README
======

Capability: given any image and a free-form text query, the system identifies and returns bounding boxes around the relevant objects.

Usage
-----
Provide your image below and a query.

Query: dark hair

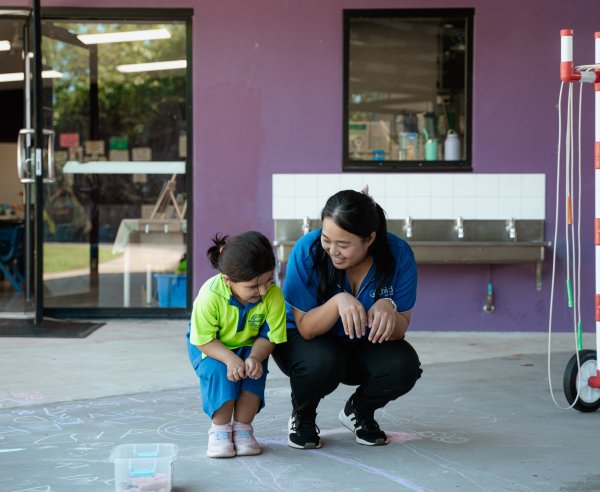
[311,189,395,302]
[206,231,275,282]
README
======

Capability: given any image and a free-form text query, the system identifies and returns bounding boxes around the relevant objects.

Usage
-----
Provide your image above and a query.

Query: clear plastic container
[110,443,178,492]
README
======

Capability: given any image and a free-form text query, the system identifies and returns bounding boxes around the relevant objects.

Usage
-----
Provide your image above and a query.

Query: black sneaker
[338,398,388,446]
[288,410,321,449]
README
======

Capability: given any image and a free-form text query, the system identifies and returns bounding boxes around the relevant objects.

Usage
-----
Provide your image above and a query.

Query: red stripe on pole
[595,219,600,244]
[561,62,579,81]
[595,142,600,168]
[561,29,574,36]
[596,295,600,321]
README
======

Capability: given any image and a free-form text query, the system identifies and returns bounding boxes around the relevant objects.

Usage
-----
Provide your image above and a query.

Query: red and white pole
[591,32,600,386]
[561,29,580,81]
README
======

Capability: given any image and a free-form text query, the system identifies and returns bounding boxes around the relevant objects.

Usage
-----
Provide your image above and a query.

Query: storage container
[154,274,186,307]
[110,443,178,492]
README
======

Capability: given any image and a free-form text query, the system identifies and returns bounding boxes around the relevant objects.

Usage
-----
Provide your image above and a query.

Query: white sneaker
[233,422,262,456]
[207,424,235,458]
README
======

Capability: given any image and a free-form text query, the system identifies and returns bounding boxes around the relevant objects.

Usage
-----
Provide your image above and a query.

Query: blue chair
[0,225,25,291]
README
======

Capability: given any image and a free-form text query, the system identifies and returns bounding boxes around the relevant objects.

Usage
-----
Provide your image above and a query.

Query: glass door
[39,10,190,316]
[0,7,191,318]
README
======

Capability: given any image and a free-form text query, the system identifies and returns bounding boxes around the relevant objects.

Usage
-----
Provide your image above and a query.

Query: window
[343,9,473,171]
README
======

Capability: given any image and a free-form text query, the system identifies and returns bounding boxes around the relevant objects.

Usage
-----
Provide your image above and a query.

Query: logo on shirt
[249,313,266,328]
[369,286,394,298]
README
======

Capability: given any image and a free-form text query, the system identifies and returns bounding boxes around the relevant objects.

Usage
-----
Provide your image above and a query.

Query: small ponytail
[206,231,275,281]
[206,234,229,269]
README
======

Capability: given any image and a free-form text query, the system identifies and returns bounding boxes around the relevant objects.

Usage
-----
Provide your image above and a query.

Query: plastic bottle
[444,130,461,161]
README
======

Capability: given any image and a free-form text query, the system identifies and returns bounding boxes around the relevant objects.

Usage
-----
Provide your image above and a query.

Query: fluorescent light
[0,40,10,52]
[42,70,64,79]
[117,60,186,73]
[0,72,22,83]
[0,70,64,83]
[77,28,171,45]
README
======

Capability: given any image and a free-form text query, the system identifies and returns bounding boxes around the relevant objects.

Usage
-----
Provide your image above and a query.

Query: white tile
[522,196,546,219]
[430,174,453,197]
[499,174,523,197]
[453,196,477,218]
[476,174,500,197]
[522,174,546,197]
[475,196,501,219]
[317,174,341,202]
[272,196,295,219]
[407,197,431,218]
[295,196,321,219]
[407,174,430,197]
[430,197,454,219]
[384,196,409,219]
[452,174,477,196]
[363,174,387,202]
[340,173,366,192]
[294,174,318,197]
[272,174,295,197]
[385,174,409,196]
[498,196,523,219]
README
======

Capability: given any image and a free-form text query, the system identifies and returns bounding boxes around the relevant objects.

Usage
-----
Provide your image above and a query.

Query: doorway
[0,7,192,320]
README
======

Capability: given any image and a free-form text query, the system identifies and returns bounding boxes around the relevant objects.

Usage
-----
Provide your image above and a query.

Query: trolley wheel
[563,349,600,412]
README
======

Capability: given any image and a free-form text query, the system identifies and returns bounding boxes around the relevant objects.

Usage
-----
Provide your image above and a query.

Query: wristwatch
[383,297,397,311]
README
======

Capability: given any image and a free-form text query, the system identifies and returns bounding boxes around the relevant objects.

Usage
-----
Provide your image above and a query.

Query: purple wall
[7,0,600,331]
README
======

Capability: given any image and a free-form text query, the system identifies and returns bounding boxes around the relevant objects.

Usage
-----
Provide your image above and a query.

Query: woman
[273,189,422,449]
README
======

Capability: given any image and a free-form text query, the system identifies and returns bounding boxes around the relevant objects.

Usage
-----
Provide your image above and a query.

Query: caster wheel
[563,349,600,412]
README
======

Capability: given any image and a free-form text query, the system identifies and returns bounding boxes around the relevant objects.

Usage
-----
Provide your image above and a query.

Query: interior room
[1,1,599,491]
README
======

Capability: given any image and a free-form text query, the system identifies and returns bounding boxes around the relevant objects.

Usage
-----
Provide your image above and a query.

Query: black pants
[273,329,422,413]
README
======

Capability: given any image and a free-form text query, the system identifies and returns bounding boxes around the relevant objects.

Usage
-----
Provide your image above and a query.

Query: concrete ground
[0,320,598,491]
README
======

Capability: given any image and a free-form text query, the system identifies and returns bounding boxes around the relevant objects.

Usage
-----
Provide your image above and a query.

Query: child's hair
[311,189,395,302]
[207,231,275,282]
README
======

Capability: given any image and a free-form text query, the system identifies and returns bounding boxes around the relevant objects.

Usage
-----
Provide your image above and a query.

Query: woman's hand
[367,298,397,343]
[335,292,368,340]
[226,356,246,381]
[245,355,263,380]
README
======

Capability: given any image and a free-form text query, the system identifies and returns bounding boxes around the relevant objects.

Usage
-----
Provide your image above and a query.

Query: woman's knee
[282,335,343,382]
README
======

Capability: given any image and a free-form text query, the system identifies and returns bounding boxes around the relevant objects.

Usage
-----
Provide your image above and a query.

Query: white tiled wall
[272,173,545,220]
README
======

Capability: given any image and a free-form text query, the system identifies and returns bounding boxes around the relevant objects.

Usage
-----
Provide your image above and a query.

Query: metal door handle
[17,128,35,183]
[17,128,55,183]
[42,129,55,183]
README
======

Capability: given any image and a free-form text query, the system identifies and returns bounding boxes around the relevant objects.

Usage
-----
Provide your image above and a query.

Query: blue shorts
[187,330,268,418]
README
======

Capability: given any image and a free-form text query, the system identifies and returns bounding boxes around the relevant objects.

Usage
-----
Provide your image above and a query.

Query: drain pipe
[483,266,495,313]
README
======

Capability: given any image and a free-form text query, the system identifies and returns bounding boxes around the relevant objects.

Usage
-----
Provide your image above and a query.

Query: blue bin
[154,274,187,307]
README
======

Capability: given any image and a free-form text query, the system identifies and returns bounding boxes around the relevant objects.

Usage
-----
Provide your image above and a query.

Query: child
[186,231,287,458]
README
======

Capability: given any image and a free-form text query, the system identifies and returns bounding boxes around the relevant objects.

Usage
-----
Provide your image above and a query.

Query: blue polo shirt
[283,229,417,339]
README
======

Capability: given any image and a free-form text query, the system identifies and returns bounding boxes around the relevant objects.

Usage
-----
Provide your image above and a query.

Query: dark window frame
[343,8,474,172]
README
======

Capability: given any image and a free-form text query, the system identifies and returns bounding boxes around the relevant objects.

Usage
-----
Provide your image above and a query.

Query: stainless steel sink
[272,219,550,290]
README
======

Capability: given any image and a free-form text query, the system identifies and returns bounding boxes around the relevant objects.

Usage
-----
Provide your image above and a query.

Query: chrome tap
[301,216,311,235]
[455,217,464,239]
[506,218,516,240]
[403,216,413,239]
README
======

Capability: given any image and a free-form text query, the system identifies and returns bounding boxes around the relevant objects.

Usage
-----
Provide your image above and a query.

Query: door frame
[35,7,193,319]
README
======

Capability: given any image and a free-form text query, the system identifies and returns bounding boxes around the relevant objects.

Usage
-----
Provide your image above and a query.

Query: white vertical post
[594,33,600,371]
[146,264,153,305]
[124,246,130,307]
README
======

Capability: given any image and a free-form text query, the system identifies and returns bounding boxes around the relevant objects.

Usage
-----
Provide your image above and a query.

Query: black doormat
[0,317,104,338]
